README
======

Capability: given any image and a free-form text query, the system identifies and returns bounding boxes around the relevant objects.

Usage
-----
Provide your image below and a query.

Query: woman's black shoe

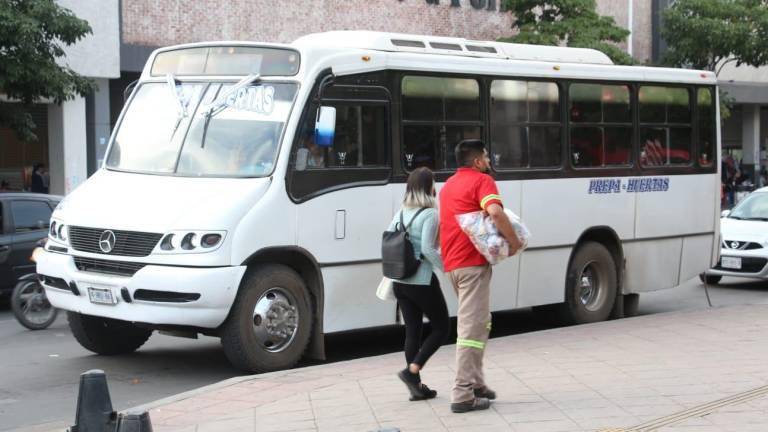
[409,383,437,401]
[397,369,429,400]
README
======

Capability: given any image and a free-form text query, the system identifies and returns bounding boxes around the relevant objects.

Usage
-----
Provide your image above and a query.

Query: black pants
[393,274,450,368]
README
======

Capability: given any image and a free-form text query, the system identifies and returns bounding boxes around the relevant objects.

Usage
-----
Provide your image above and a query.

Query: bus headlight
[155,230,226,254]
[49,218,68,245]
[58,224,68,242]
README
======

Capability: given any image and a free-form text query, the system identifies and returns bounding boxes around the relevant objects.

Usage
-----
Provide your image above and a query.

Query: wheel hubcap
[252,288,299,353]
[578,262,605,312]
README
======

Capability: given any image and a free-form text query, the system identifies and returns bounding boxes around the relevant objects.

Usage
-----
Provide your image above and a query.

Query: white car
[703,187,768,284]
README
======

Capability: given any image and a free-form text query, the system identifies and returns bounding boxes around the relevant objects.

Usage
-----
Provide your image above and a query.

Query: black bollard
[69,369,117,432]
[116,411,153,432]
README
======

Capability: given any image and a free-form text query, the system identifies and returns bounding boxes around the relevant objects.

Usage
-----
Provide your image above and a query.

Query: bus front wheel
[68,312,152,355]
[561,242,617,325]
[221,264,312,373]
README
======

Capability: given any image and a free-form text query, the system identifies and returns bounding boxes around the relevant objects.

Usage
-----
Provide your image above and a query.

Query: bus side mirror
[721,210,731,218]
[315,106,336,147]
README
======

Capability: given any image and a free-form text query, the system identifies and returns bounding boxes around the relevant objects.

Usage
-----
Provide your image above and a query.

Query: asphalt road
[1,276,766,431]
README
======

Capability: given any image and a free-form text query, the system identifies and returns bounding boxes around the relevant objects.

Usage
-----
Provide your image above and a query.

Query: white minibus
[37,31,721,372]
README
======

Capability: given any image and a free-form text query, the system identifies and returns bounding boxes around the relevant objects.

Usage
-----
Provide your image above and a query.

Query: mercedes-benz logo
[99,230,116,253]
[730,241,740,249]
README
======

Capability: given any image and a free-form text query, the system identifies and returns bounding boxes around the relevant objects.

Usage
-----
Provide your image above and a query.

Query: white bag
[376,277,395,301]
[456,209,531,265]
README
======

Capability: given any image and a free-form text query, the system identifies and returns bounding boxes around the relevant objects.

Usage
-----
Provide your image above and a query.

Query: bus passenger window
[489,80,561,169]
[568,83,631,168]
[698,88,716,167]
[401,76,481,171]
[639,86,692,167]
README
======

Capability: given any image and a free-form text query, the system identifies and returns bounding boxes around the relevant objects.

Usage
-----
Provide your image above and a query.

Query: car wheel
[699,273,722,285]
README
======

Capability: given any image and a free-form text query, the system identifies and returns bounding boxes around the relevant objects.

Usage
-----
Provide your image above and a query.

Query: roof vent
[429,42,463,51]
[391,39,425,48]
[466,45,497,54]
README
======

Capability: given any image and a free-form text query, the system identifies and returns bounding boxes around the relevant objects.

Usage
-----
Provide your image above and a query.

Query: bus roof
[293,31,614,65]
[141,32,717,86]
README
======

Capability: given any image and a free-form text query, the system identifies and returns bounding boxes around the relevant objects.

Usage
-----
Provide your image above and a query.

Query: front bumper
[706,248,768,279]
[36,250,246,328]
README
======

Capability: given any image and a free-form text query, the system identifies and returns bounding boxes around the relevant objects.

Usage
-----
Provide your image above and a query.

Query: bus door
[288,84,394,331]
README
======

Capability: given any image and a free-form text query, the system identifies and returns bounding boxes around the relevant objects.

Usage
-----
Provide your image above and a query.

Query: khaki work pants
[449,264,492,403]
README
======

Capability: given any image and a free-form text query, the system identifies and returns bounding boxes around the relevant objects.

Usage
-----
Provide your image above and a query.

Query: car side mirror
[314,106,336,147]
[721,210,731,218]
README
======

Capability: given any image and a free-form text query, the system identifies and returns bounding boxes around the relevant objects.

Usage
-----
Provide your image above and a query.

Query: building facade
[2,0,765,194]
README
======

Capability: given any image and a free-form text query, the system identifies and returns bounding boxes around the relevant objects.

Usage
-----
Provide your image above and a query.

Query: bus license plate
[88,287,117,305]
[721,257,742,270]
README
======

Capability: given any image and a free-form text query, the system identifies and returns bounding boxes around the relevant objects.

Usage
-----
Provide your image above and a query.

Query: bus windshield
[107,81,298,177]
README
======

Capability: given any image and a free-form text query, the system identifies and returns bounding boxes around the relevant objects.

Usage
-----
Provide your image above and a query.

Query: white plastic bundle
[456,209,531,265]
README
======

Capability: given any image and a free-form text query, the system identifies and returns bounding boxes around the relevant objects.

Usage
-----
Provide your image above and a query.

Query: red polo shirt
[439,168,503,272]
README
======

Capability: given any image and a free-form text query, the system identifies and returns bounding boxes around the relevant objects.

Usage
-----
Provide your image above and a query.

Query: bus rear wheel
[68,312,152,355]
[220,264,312,373]
[561,242,617,325]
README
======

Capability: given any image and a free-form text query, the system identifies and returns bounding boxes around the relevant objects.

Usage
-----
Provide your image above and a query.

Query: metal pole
[627,0,634,57]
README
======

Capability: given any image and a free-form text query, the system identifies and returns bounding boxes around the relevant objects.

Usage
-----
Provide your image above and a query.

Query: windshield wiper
[742,217,768,221]
[200,74,261,148]
[166,74,188,137]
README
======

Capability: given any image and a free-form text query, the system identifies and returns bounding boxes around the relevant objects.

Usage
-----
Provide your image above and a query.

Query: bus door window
[639,86,692,167]
[401,76,481,171]
[569,83,632,168]
[288,80,391,201]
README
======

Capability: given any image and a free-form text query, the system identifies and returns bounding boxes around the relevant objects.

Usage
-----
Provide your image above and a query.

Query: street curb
[128,347,405,413]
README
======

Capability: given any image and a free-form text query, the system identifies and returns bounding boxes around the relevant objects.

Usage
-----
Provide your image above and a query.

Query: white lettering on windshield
[229,85,275,115]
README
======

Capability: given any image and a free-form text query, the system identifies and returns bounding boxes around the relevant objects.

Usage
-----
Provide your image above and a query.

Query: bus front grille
[73,257,146,277]
[69,226,162,257]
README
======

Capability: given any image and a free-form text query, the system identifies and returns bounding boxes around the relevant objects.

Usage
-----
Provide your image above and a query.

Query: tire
[67,312,152,355]
[220,264,313,373]
[11,280,58,330]
[699,273,722,285]
[561,242,618,325]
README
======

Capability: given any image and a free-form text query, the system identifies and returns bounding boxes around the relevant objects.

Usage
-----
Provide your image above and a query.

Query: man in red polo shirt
[439,139,522,413]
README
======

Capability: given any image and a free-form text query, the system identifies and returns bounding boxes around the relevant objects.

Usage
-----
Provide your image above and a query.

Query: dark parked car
[0,193,61,298]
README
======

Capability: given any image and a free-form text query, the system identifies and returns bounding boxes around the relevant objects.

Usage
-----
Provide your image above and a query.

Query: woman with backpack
[385,167,449,401]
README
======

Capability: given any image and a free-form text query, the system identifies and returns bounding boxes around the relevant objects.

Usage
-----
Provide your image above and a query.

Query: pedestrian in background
[439,139,522,413]
[387,167,450,401]
[31,163,48,194]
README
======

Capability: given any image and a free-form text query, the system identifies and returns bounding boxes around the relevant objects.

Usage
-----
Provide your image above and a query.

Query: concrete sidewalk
[137,305,768,432]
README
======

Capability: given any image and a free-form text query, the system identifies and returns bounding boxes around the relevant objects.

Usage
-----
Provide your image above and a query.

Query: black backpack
[382,208,427,279]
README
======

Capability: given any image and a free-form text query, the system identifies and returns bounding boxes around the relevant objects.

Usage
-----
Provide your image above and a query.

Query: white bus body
[37,32,720,372]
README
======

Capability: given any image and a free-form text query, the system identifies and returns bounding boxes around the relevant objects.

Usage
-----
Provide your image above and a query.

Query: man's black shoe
[450,397,491,413]
[474,387,496,400]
